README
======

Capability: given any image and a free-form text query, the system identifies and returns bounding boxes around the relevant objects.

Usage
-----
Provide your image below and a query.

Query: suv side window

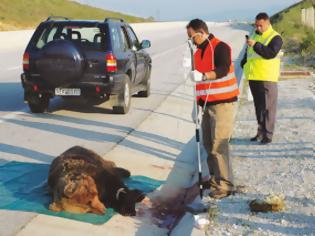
[120,27,130,51]
[35,25,106,51]
[36,26,58,49]
[126,27,140,50]
[111,27,123,51]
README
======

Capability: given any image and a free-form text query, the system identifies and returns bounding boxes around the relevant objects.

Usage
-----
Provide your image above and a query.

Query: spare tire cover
[37,40,85,87]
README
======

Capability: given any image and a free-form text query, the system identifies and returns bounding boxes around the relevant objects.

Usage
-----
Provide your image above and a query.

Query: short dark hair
[256,12,270,21]
[186,19,209,34]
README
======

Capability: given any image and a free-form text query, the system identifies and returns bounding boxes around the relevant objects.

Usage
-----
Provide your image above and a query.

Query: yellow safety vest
[244,26,281,82]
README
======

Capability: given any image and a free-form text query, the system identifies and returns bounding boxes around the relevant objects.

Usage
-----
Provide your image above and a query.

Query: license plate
[55,88,81,96]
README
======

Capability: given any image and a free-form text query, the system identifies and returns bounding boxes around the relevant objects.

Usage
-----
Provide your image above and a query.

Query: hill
[0,0,152,31]
[271,0,315,57]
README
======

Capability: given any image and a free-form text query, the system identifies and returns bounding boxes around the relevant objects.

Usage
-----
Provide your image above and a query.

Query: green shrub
[300,32,315,56]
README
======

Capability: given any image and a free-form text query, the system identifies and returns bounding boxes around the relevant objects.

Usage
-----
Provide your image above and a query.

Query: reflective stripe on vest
[197,72,235,85]
[194,37,239,103]
[196,83,239,96]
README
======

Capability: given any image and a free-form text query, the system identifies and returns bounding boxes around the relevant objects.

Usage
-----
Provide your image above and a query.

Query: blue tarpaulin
[0,161,164,224]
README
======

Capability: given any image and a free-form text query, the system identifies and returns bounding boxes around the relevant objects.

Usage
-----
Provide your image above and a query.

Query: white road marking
[0,110,27,125]
[7,66,21,71]
[151,44,185,60]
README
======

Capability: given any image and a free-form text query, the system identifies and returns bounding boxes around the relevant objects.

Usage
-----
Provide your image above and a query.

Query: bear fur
[48,146,145,216]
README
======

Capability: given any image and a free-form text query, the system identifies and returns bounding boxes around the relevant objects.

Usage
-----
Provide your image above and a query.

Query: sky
[77,0,302,21]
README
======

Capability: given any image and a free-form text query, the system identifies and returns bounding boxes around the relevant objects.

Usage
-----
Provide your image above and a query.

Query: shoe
[250,135,262,142]
[209,189,233,199]
[261,137,272,144]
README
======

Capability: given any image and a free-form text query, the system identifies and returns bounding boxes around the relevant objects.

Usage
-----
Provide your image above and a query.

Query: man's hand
[190,70,204,82]
[247,39,256,47]
[204,71,217,80]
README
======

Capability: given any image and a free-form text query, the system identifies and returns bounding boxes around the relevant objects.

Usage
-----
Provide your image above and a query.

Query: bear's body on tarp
[48,146,145,216]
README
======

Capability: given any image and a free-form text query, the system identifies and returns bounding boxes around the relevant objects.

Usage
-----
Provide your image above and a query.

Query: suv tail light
[106,53,117,72]
[23,52,30,71]
[95,85,101,93]
[33,84,39,92]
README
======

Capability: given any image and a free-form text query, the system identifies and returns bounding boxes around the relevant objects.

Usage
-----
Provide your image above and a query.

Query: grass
[271,0,315,69]
[0,0,152,31]
[271,0,315,55]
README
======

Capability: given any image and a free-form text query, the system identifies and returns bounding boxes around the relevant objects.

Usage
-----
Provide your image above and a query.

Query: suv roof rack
[46,16,70,21]
[104,17,124,23]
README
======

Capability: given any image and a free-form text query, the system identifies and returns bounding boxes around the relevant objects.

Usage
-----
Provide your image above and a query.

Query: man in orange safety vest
[187,19,239,199]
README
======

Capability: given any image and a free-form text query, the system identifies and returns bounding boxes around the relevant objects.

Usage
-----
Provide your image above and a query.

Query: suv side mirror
[140,40,151,49]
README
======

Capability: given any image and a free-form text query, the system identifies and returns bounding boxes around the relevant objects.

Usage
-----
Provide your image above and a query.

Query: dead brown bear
[48,146,145,216]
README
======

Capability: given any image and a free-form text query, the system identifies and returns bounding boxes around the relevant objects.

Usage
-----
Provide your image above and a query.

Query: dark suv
[21,16,152,114]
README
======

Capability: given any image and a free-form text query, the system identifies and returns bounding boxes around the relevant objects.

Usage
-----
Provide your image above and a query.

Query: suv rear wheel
[28,96,50,113]
[113,77,131,114]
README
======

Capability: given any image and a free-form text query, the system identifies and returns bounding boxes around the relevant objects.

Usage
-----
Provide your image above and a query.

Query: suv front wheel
[137,67,151,98]
[113,77,131,114]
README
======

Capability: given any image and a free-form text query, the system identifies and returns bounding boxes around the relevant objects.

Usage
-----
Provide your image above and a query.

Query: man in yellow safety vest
[242,12,283,144]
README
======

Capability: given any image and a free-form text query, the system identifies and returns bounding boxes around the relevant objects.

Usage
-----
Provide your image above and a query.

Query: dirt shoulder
[204,77,315,235]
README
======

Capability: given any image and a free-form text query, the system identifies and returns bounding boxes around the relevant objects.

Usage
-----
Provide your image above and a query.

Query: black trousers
[249,80,278,139]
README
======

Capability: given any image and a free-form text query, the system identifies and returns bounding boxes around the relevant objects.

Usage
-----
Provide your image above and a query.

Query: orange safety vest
[194,37,239,104]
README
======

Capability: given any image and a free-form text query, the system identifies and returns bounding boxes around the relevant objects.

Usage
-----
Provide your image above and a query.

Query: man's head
[255,12,271,34]
[186,19,209,45]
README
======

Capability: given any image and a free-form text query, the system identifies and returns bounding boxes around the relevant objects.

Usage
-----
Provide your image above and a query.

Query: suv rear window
[35,24,107,51]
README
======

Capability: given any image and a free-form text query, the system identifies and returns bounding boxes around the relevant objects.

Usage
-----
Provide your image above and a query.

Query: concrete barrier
[131,22,187,32]
[0,30,34,51]
[0,22,188,52]
[301,7,315,30]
